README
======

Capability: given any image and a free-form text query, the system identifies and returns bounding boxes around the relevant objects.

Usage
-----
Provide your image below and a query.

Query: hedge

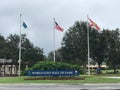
[23,61,83,75]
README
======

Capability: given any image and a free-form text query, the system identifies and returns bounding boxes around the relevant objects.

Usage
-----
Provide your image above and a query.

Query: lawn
[0,75,120,83]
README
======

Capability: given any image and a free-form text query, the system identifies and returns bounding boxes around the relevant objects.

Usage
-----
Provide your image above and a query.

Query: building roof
[0,59,12,63]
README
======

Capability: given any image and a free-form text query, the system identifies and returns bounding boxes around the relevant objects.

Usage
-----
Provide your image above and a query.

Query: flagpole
[87,15,90,75]
[53,18,56,62]
[18,14,22,77]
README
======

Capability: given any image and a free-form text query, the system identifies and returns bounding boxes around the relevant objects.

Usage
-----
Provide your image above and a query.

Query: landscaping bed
[24,76,85,80]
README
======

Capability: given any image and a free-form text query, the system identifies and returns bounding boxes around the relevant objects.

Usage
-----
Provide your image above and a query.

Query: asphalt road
[0,83,120,90]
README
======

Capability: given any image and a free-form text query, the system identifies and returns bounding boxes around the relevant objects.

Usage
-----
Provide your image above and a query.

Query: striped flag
[88,17,100,30]
[54,20,64,32]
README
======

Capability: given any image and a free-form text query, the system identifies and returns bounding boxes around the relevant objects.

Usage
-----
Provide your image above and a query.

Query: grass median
[0,74,120,83]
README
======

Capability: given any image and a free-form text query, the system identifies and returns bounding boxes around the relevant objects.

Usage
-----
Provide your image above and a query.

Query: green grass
[0,75,120,84]
[102,69,120,74]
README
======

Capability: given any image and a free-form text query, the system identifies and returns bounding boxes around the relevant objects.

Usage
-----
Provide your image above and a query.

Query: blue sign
[26,70,79,76]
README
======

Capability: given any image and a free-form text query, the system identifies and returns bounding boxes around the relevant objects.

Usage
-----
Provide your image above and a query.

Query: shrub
[28,61,83,74]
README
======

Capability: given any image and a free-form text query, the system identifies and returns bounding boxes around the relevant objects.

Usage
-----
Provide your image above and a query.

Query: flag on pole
[23,21,27,29]
[88,17,100,30]
[54,20,64,32]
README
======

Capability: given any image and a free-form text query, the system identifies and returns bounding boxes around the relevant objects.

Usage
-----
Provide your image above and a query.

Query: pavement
[0,83,120,90]
[105,76,120,79]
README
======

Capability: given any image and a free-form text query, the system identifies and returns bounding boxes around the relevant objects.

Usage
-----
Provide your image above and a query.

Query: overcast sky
[0,0,120,56]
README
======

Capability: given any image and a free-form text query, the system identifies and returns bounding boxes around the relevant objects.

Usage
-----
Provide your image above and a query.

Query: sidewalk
[104,76,120,79]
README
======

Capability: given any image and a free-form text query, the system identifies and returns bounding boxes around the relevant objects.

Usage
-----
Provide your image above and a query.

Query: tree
[105,29,120,73]
[6,34,19,61]
[0,34,8,59]
[48,48,63,62]
[6,34,45,68]
[61,21,108,68]
[61,21,88,66]
[90,30,108,68]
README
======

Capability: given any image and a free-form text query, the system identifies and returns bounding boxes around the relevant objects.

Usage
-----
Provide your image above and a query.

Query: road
[0,83,120,90]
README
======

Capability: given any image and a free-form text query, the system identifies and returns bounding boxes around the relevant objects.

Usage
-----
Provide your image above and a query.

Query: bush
[25,61,83,74]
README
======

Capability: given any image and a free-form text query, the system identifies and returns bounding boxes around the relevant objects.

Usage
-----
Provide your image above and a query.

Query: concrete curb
[0,83,120,86]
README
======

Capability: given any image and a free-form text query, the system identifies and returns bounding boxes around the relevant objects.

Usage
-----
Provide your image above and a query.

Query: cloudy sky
[0,0,120,56]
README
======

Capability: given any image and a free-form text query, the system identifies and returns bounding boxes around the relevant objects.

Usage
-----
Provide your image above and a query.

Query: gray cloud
[0,0,120,55]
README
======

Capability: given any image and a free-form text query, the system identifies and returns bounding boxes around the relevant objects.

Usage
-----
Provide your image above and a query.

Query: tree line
[48,21,120,74]
[0,34,45,69]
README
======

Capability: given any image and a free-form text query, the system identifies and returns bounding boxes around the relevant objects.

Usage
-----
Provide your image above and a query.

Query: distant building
[87,64,108,69]
[0,59,27,76]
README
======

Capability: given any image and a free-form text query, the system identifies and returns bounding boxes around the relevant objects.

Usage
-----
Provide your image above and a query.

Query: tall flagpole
[18,14,22,77]
[87,15,90,75]
[53,18,56,62]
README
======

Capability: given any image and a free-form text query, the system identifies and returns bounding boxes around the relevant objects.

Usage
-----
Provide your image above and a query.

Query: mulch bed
[24,76,85,80]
